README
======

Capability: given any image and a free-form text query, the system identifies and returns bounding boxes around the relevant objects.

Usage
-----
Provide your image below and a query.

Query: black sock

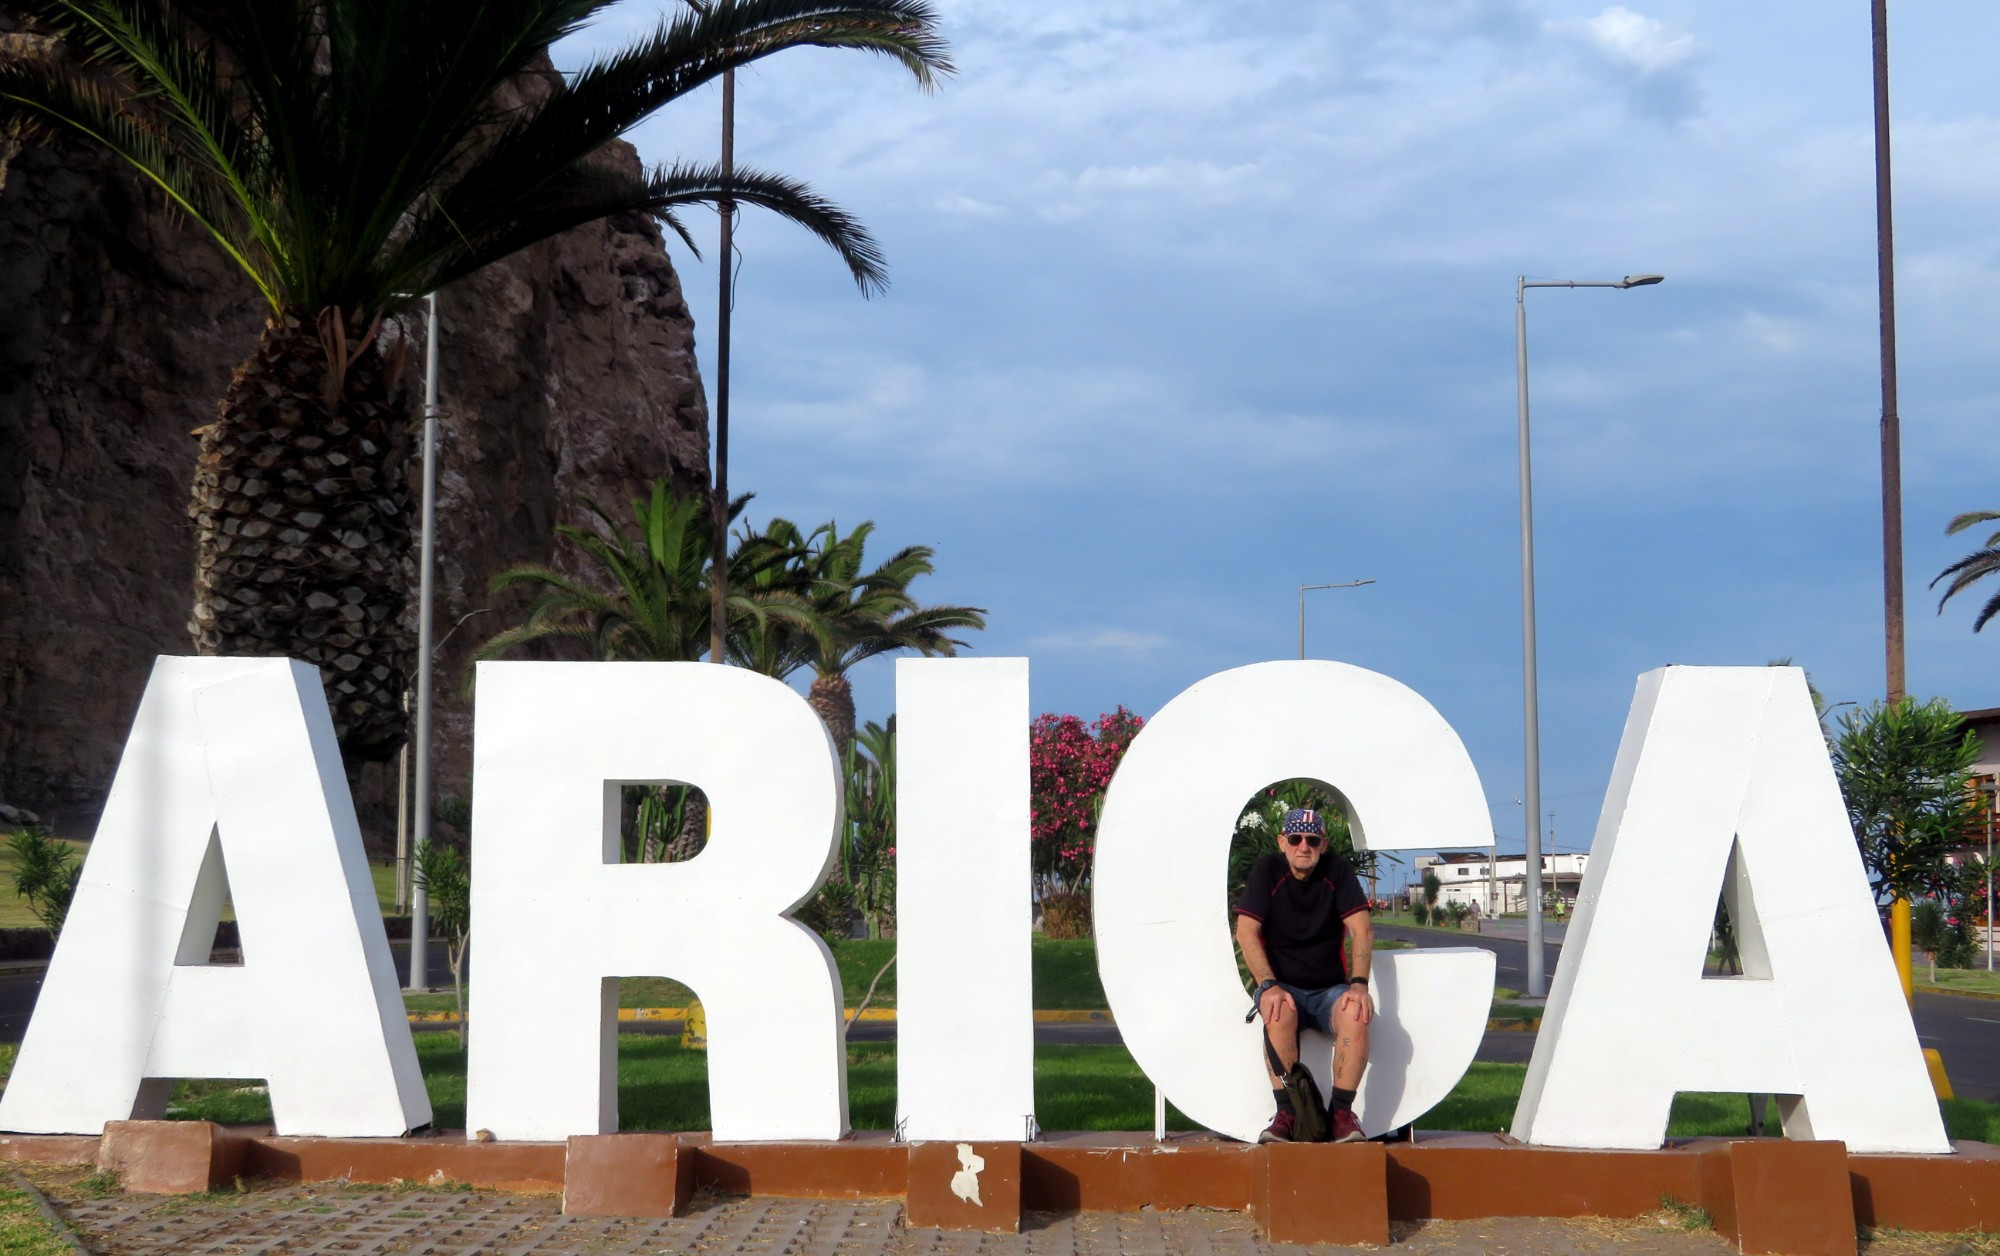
[1273,1088,1295,1114]
[1330,1086,1357,1113]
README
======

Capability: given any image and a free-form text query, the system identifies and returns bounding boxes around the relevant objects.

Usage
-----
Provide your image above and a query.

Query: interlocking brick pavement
[16,1166,1978,1255]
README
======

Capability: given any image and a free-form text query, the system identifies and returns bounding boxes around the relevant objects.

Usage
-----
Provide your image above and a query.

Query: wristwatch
[1255,979,1279,997]
[1351,976,1369,987]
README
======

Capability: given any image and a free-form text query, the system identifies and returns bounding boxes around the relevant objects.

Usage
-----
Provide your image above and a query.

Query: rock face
[0,124,710,844]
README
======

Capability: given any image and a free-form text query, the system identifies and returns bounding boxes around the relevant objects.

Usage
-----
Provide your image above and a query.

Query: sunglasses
[1283,832,1325,848]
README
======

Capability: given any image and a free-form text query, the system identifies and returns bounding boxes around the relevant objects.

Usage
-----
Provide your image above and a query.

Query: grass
[37,1032,1979,1143]
[401,936,1410,1017]
[0,1179,75,1255]
[1656,1193,1714,1231]
[1915,967,2000,999]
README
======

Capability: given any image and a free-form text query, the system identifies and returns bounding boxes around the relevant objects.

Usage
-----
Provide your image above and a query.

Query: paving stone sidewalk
[14,1166,1992,1255]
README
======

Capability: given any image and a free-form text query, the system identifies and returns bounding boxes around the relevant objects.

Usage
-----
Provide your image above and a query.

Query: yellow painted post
[680,1000,707,1050]
[1891,896,1914,1009]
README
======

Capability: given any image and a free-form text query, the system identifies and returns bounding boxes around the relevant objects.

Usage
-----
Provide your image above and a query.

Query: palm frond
[0,56,280,305]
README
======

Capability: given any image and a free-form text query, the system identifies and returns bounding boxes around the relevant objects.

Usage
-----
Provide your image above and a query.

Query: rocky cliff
[0,113,711,844]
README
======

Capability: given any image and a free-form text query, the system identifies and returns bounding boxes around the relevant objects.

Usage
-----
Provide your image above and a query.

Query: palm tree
[475,481,822,863]
[733,519,983,750]
[0,0,949,760]
[724,516,822,677]
[473,481,817,665]
[1934,510,2000,631]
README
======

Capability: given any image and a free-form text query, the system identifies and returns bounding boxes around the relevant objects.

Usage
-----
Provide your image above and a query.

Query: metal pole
[1297,580,1376,660]
[1515,276,1547,997]
[708,66,736,664]
[408,291,440,991]
[394,691,410,915]
[1987,785,1995,972]
[1871,0,1905,705]
[1510,273,1661,996]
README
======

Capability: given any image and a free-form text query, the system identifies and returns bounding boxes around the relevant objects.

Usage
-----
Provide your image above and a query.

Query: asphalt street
[0,927,1992,1102]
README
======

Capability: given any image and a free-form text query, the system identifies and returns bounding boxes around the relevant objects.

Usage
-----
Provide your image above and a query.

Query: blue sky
[556,3,2000,882]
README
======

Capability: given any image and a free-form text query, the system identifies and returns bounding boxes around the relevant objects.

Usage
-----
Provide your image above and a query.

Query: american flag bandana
[1281,808,1325,836]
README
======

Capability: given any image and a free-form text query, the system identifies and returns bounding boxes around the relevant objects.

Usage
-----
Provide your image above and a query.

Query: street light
[1514,272,1664,997]
[1299,580,1376,659]
[408,290,442,992]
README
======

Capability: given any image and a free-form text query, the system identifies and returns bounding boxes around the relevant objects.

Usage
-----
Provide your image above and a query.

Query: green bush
[8,826,80,939]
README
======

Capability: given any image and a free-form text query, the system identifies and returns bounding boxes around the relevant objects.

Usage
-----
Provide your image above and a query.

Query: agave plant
[0,0,949,759]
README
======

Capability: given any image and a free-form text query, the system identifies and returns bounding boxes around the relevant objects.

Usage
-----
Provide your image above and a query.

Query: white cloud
[1565,6,1695,74]
[1548,6,1702,122]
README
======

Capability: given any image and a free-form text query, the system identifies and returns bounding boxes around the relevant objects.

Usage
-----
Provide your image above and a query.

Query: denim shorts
[1273,980,1351,1035]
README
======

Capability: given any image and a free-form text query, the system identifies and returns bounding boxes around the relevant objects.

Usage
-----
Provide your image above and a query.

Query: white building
[1411,850,1589,915]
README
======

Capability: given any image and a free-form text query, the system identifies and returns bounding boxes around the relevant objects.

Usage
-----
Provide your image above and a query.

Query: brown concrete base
[907,1142,1022,1234]
[563,1133,693,1218]
[1704,1139,1855,1256]
[1025,1133,1258,1212]
[98,1120,245,1194]
[0,1128,1992,1237]
[0,1134,98,1165]
[1257,1141,1390,1246]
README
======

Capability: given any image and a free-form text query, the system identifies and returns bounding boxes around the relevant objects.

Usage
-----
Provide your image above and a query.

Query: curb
[1914,982,2000,1004]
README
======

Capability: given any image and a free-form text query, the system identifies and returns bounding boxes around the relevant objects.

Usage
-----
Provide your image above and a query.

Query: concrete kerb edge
[3,1128,1996,1237]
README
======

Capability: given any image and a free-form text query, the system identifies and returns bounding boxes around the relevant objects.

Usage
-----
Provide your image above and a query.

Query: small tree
[1421,868,1442,916]
[8,827,81,940]
[414,842,472,1046]
[1833,698,1978,903]
[1833,697,1979,995]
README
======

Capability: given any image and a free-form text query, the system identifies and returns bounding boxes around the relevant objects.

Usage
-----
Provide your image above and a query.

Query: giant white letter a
[1512,666,1948,1154]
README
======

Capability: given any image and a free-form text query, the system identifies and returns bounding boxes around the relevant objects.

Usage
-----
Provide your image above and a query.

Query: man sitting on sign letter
[1235,807,1372,1144]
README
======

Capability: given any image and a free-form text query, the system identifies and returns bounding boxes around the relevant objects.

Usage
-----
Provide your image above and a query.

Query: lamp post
[408,291,442,991]
[1298,580,1376,659]
[1514,272,1663,997]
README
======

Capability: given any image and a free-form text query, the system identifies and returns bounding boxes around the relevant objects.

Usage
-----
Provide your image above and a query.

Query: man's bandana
[1281,808,1325,836]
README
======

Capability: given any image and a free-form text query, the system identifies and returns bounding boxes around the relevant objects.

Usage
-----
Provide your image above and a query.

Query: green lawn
[1916,967,2000,999]
[402,936,1417,1016]
[0,1181,72,1256]
[6,1038,1989,1143]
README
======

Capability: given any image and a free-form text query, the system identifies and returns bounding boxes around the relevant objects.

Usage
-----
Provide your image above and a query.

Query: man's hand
[1336,983,1374,1026]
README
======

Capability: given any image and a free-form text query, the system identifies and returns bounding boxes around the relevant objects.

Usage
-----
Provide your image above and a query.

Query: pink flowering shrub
[1029,707,1145,914]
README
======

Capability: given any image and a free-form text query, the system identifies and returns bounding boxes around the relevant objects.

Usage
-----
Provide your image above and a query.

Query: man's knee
[1334,999,1368,1035]
[1261,988,1296,1027]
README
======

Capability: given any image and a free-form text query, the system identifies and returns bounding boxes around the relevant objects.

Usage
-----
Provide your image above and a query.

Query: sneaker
[1258,1109,1295,1144]
[1330,1108,1365,1143]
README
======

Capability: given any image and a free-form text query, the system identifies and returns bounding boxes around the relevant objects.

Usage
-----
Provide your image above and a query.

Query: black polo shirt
[1234,852,1368,989]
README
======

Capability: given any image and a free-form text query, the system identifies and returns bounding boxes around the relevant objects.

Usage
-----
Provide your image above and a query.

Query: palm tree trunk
[807,671,856,757]
[188,310,414,760]
[665,789,708,862]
